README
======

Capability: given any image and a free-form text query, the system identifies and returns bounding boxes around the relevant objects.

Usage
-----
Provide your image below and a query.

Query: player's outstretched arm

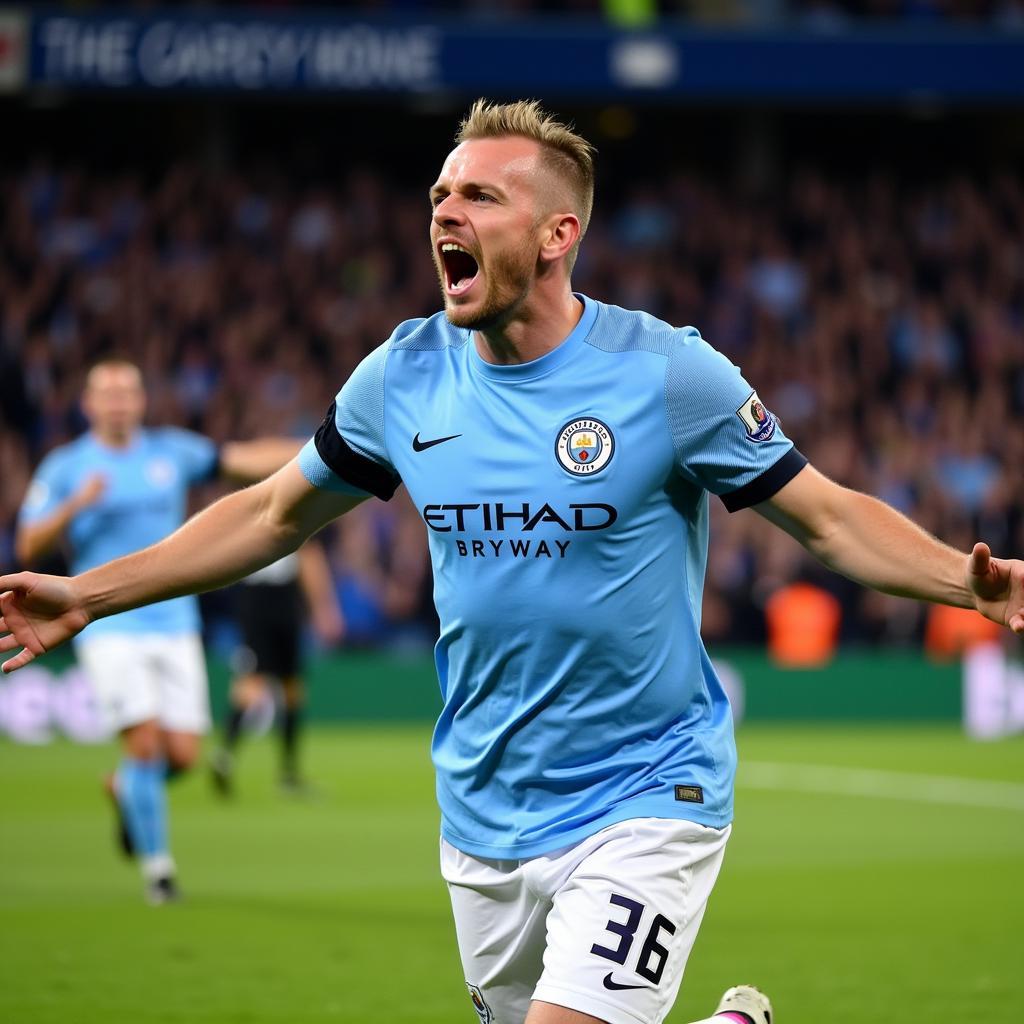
[0,460,365,673]
[219,438,305,484]
[756,464,1024,635]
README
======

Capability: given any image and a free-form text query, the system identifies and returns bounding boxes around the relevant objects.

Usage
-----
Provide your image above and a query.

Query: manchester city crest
[555,417,615,476]
[145,457,178,488]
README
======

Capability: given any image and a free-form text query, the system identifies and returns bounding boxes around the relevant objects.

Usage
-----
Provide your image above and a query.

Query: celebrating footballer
[3,100,1023,1024]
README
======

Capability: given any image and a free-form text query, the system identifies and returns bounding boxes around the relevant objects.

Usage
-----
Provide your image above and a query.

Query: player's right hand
[0,573,90,674]
[73,474,107,510]
[313,604,346,646]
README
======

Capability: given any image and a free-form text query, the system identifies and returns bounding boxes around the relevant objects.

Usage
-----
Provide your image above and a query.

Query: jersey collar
[468,293,599,383]
[87,429,143,454]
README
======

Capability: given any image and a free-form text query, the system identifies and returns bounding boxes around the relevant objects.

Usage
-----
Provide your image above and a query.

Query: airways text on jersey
[422,501,618,560]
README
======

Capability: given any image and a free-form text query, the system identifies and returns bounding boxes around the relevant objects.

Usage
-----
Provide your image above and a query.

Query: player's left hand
[967,542,1024,635]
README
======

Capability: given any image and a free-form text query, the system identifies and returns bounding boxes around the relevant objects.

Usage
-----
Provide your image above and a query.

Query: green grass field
[2,724,1022,1024]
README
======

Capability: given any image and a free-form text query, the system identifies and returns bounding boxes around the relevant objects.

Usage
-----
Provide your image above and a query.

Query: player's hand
[73,474,107,511]
[313,605,345,646]
[967,543,1024,635]
[0,573,91,674]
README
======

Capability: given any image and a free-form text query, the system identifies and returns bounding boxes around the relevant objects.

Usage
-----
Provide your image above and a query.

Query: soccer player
[2,103,1022,1022]
[13,358,298,904]
[211,541,343,797]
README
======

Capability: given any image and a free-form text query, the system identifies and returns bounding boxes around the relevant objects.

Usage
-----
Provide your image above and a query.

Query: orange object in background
[765,582,842,667]
[924,603,1001,661]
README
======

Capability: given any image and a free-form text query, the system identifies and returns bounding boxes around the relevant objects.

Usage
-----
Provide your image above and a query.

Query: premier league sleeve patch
[466,983,494,1023]
[22,479,51,512]
[735,391,777,443]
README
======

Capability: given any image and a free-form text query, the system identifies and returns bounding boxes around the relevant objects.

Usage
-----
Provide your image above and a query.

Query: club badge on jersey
[736,391,777,443]
[555,417,615,476]
[145,457,179,488]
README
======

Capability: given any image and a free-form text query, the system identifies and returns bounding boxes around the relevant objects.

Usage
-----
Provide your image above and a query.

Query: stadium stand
[2,152,1021,645]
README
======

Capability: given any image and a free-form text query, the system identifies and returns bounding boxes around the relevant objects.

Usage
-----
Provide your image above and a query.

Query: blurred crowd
[1,156,1021,651]
[56,0,1024,28]
[791,0,1024,26]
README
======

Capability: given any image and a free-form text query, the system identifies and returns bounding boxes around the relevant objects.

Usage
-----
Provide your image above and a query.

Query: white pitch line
[740,760,1024,812]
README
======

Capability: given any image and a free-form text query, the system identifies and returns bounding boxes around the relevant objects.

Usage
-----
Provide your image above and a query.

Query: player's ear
[538,212,580,266]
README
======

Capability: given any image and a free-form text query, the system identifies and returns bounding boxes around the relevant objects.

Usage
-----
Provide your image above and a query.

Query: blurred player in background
[211,541,343,797]
[14,358,297,904]
[3,103,1022,1024]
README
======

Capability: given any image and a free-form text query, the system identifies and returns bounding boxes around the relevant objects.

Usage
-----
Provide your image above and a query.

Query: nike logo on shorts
[412,432,462,452]
[602,972,645,991]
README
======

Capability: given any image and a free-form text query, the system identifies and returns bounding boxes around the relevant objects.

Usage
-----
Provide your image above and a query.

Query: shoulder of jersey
[148,425,192,444]
[589,301,706,356]
[386,312,465,352]
[140,426,177,451]
[35,434,91,479]
[60,433,95,460]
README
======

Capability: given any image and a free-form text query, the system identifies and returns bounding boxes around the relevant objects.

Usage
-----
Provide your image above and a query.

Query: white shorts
[75,633,211,735]
[441,817,730,1024]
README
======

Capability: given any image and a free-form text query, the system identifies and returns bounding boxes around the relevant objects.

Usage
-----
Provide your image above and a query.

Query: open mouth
[440,242,480,296]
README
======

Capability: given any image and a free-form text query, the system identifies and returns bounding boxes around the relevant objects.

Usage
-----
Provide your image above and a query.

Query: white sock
[140,852,176,883]
[686,1016,751,1024]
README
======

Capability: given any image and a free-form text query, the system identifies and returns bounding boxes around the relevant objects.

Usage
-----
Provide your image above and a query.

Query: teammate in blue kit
[3,102,1023,1021]
[14,359,297,904]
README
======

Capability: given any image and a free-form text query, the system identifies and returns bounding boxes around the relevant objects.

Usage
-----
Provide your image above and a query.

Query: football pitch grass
[1,724,1022,1024]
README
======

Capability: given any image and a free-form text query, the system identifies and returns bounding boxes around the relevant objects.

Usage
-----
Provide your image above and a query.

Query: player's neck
[474,287,582,366]
[92,427,137,450]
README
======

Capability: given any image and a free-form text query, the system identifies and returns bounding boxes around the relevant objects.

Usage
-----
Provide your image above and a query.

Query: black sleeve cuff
[720,447,808,513]
[314,401,401,502]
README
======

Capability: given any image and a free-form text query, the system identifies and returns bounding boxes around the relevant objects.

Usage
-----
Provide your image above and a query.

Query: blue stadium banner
[24,7,1024,100]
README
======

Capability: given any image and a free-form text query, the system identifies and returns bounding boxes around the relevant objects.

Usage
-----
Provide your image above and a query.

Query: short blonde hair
[456,98,596,270]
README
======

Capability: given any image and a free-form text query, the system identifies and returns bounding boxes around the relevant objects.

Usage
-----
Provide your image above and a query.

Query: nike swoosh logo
[602,973,644,991]
[412,432,462,452]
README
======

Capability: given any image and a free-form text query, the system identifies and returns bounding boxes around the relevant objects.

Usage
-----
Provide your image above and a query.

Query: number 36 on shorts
[443,818,731,1024]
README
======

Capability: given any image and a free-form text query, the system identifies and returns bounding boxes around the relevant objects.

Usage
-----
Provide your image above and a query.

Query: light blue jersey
[300,296,805,858]
[19,428,218,637]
